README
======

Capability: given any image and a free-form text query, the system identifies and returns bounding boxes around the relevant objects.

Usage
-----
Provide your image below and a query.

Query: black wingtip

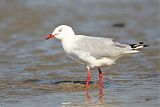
[143,45,149,47]
[130,42,149,49]
[139,42,144,44]
[130,44,137,48]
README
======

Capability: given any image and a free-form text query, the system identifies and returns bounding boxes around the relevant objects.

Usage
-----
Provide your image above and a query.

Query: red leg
[98,67,103,86]
[85,66,91,88]
[85,91,91,102]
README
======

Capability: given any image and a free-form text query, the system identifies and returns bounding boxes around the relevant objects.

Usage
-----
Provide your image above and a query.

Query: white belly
[66,53,115,68]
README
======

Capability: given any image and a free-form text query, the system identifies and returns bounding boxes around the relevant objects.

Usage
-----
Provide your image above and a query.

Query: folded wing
[74,35,133,60]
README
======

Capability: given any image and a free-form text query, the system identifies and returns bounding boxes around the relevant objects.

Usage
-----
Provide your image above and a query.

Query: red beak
[45,34,55,40]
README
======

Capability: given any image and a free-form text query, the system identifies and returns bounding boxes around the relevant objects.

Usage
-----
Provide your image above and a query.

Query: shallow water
[0,0,159,107]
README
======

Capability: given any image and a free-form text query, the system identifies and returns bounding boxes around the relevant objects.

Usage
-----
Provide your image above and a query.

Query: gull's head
[45,25,75,40]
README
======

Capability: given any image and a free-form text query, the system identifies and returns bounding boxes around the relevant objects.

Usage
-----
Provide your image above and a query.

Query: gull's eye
[59,29,62,32]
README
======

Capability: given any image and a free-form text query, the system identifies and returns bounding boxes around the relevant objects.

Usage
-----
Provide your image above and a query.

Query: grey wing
[74,35,132,59]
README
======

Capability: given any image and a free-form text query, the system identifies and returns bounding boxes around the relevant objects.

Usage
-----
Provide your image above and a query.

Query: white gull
[45,25,148,88]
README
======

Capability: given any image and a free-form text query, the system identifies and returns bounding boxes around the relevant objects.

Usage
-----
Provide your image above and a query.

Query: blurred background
[0,0,159,107]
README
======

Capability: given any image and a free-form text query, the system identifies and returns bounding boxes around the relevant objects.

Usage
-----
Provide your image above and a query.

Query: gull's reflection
[60,80,108,107]
[85,81,104,106]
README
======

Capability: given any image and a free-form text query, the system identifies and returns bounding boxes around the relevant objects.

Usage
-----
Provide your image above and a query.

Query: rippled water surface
[0,0,159,107]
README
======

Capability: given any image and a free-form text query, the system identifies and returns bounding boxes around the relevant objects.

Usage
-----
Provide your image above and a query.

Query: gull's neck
[61,33,76,53]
